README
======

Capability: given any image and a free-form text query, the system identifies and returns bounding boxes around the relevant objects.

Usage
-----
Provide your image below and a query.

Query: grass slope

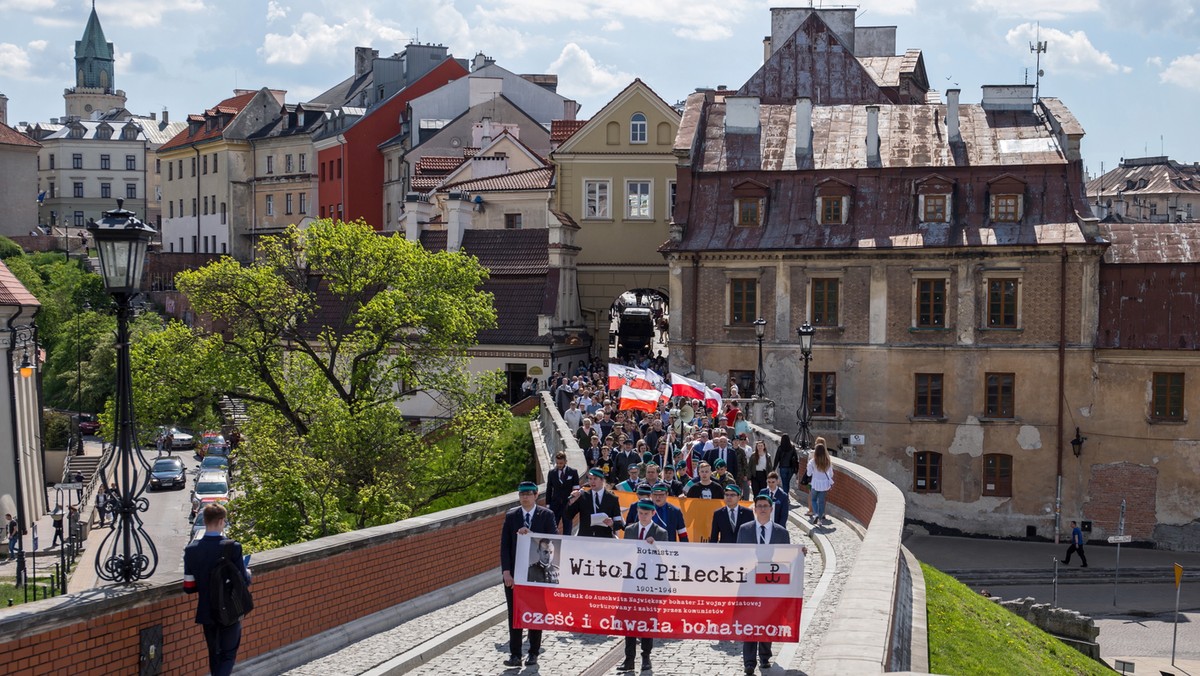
[923,563,1112,676]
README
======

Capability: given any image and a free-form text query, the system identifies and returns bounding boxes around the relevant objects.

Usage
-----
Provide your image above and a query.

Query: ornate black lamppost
[87,199,158,584]
[753,317,767,398]
[796,322,815,452]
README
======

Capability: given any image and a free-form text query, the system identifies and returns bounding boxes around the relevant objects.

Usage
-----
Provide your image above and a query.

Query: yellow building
[551,80,680,354]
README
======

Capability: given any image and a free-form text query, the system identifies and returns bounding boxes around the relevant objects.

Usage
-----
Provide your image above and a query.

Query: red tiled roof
[0,122,41,149]
[0,260,41,307]
[441,167,554,193]
[417,155,465,173]
[159,91,258,152]
[551,119,588,143]
[411,175,443,191]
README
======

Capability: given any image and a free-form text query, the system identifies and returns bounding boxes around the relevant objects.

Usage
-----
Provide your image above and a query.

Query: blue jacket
[183,534,251,625]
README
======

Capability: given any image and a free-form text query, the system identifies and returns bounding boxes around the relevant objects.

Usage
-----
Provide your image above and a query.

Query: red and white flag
[671,373,706,400]
[704,386,723,415]
[619,384,661,413]
[608,364,643,391]
[631,368,664,391]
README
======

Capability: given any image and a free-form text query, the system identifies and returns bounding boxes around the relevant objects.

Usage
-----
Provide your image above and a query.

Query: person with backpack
[183,503,252,676]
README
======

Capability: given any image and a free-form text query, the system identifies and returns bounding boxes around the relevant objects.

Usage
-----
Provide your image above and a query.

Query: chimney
[402,192,433,242]
[763,37,772,63]
[945,89,961,143]
[724,96,760,135]
[446,191,468,252]
[0,93,7,126]
[795,97,812,160]
[865,105,880,162]
[162,109,169,125]
[354,47,379,79]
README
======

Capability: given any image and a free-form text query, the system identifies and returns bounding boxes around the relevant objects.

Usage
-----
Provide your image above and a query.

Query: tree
[176,219,507,544]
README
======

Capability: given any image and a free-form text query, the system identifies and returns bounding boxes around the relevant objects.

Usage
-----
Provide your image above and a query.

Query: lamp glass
[754,317,766,339]
[797,322,815,354]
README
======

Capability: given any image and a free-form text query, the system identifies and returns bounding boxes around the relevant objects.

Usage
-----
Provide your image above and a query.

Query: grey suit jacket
[624,522,668,542]
[736,519,790,545]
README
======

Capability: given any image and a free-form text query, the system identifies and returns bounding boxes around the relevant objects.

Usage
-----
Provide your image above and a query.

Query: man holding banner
[621,501,668,672]
[737,492,791,674]
[500,481,558,667]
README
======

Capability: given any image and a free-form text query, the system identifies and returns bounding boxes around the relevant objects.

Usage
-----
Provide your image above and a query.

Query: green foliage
[0,236,23,260]
[43,410,72,451]
[923,564,1111,676]
[419,411,537,514]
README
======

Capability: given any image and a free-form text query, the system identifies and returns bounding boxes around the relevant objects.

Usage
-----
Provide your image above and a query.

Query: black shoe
[760,660,772,668]
[1080,564,1088,568]
[526,653,538,666]
[745,668,755,675]
[619,660,636,671]
[503,656,522,667]
[641,657,651,671]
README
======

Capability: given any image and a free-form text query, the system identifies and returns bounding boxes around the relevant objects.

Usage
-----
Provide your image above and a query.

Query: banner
[609,364,644,391]
[513,533,804,641]
[619,384,660,413]
[671,373,705,400]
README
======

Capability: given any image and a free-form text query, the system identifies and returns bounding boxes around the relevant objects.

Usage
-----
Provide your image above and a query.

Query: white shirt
[806,458,835,491]
[755,519,774,543]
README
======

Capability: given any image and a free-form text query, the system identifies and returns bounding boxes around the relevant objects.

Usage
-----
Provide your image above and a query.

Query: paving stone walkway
[286,498,865,676]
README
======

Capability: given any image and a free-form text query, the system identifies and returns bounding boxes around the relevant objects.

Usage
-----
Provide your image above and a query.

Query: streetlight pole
[796,322,815,452]
[87,199,158,584]
[753,317,767,398]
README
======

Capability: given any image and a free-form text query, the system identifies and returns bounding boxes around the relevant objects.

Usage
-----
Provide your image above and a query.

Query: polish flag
[671,373,706,400]
[631,368,664,391]
[608,364,641,390]
[619,384,661,413]
[704,386,723,415]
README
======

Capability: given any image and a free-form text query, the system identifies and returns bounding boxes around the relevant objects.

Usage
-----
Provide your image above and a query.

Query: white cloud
[0,43,34,79]
[267,0,288,22]
[260,11,409,66]
[1160,53,1200,91]
[428,1,530,60]
[602,19,623,31]
[26,40,46,51]
[972,0,1100,20]
[1005,23,1129,77]
[548,43,633,100]
[0,0,55,10]
[1147,56,1163,68]
[476,0,755,41]
[105,0,205,28]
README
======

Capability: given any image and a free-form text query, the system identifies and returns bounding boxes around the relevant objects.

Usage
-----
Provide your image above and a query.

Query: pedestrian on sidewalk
[772,434,799,493]
[96,488,108,527]
[183,503,252,676]
[67,506,79,545]
[1061,520,1088,568]
[4,513,16,562]
[72,471,84,502]
[50,508,64,548]
[805,438,834,526]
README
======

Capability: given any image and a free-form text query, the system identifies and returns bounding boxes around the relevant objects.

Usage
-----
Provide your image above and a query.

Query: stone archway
[607,288,669,361]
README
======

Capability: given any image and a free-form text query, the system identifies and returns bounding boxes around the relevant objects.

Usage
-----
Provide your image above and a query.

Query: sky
[2,0,1199,176]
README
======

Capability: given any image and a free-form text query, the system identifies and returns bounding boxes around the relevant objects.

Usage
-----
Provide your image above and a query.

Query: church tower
[64,2,127,118]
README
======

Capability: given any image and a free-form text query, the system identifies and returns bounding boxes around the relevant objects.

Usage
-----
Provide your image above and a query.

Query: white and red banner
[609,364,644,391]
[619,384,660,413]
[512,533,804,642]
[704,386,723,415]
[671,373,706,400]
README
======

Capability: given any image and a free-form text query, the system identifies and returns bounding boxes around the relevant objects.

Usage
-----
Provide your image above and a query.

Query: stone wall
[994,596,1101,660]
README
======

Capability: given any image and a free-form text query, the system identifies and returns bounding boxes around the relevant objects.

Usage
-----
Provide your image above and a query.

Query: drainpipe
[6,305,29,585]
[1054,243,1067,544]
[251,144,257,261]
[690,253,700,366]
[194,146,201,253]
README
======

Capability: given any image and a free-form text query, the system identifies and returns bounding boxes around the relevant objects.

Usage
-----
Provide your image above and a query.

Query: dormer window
[732,179,769,227]
[992,195,1020,221]
[820,197,842,224]
[815,177,854,225]
[987,175,1026,223]
[916,175,954,224]
[95,125,112,140]
[630,113,647,144]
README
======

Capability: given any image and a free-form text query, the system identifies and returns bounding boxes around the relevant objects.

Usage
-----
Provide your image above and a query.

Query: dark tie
[524,513,531,529]
[730,509,737,527]
[594,492,601,512]
[639,527,646,540]
[559,469,564,483]
[759,525,766,544]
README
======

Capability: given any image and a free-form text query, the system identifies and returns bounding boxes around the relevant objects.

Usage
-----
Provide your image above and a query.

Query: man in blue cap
[737,491,792,674]
[621,500,667,671]
[710,484,753,543]
[500,481,558,667]
[566,468,623,537]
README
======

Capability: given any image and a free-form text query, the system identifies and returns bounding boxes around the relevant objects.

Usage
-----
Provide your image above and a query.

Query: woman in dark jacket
[772,434,800,492]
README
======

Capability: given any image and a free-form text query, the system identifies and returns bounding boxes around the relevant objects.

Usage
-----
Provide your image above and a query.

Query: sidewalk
[905,532,1200,573]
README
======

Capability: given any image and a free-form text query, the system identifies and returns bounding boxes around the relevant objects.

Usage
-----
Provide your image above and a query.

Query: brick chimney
[945,89,961,143]
[446,191,468,252]
[402,192,433,243]
[865,105,880,162]
[795,97,812,160]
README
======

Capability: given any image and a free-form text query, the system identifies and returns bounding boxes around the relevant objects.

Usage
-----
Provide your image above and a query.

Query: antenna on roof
[1029,23,1047,102]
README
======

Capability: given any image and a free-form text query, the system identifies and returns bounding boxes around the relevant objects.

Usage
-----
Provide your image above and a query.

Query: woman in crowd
[806,438,834,526]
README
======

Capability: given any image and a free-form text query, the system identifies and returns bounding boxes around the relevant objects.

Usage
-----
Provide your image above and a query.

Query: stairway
[219,395,248,428]
[62,454,102,484]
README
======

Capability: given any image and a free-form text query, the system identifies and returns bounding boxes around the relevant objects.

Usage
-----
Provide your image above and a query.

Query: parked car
[149,456,186,490]
[78,414,100,435]
[156,426,196,450]
[189,470,230,521]
[199,432,227,459]
[199,455,230,475]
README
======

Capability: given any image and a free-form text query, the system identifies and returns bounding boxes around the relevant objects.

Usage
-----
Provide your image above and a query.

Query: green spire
[74,3,115,89]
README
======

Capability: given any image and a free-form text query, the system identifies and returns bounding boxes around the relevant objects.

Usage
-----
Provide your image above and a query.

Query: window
[1152,372,1185,421]
[73,182,84,198]
[169,202,174,218]
[265,194,275,216]
[202,155,208,174]
[729,278,757,325]
[914,373,944,418]
[819,196,843,225]
[630,113,647,144]
[986,278,1019,328]
[126,154,136,171]
[337,158,342,178]
[914,452,941,493]
[203,196,208,215]
[155,158,161,174]
[991,195,1020,222]
[73,154,83,169]
[100,154,111,170]
[49,154,55,169]
[191,157,196,177]
[982,454,1013,497]
[584,180,611,219]
[191,198,197,216]
[505,213,523,229]
[386,158,392,181]
[266,156,274,174]
[626,180,651,218]
[810,278,839,327]
[810,372,836,417]
[220,202,227,224]
[299,193,307,214]
[126,183,136,199]
[735,197,763,227]
[285,154,293,173]
[178,199,183,216]
[212,153,218,173]
[668,180,677,220]
[320,163,326,182]
[74,211,84,226]
[984,372,1015,418]
[100,183,111,199]
[916,278,946,328]
[203,236,209,253]
[923,194,947,222]
[48,182,55,198]
[298,153,306,172]
[285,193,293,215]
[192,235,197,252]
[177,159,182,178]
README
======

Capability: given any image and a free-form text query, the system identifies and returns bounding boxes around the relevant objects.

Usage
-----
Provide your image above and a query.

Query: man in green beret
[499,481,557,667]
[621,501,667,671]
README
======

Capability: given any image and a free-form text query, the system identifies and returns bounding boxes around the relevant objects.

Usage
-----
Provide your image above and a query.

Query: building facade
[34,118,148,229]
[0,121,41,237]
[1086,156,1200,223]
[0,261,45,539]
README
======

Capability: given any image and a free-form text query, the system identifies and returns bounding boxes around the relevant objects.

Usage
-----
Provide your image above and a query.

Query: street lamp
[796,322,815,452]
[753,318,767,398]
[1070,428,1086,458]
[87,199,159,584]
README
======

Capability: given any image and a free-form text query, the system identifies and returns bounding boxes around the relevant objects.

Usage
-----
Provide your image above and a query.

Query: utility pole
[1030,24,1047,102]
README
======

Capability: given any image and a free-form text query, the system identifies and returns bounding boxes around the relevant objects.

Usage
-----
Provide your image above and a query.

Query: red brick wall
[1084,462,1158,540]
[797,461,880,528]
[0,508,506,675]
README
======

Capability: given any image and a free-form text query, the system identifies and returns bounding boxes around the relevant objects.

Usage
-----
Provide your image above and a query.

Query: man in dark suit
[612,438,640,484]
[710,485,753,543]
[767,472,790,527]
[500,481,559,667]
[621,501,668,672]
[545,452,580,533]
[565,468,623,537]
[736,492,792,674]
[183,503,252,676]
[704,434,740,486]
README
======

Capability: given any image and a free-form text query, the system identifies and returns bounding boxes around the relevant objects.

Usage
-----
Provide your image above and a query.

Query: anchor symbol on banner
[764,563,783,584]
